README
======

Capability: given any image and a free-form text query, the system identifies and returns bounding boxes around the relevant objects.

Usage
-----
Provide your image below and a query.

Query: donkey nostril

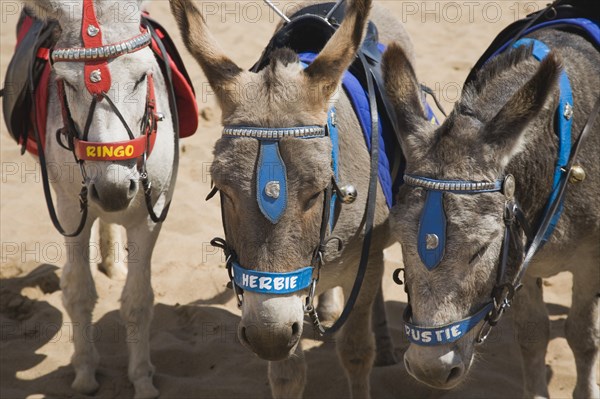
[404,357,413,374]
[446,365,463,384]
[291,322,300,337]
[128,179,137,196]
[287,322,301,348]
[90,184,100,201]
[239,326,250,346]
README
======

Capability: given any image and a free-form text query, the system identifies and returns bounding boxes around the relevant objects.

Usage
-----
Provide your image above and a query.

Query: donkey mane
[268,48,301,68]
[453,45,541,126]
[469,45,532,95]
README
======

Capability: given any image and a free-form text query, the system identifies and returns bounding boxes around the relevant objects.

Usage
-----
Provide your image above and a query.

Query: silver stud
[265,181,281,199]
[338,184,357,204]
[87,24,100,37]
[564,103,573,120]
[90,69,102,83]
[425,234,439,250]
[156,112,165,121]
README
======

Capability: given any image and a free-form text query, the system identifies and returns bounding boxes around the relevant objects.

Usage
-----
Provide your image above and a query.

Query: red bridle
[54,0,159,162]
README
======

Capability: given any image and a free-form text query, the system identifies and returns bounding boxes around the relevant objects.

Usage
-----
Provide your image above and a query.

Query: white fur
[25,1,176,397]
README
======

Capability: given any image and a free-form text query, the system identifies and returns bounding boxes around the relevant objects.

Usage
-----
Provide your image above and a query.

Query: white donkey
[20,1,180,397]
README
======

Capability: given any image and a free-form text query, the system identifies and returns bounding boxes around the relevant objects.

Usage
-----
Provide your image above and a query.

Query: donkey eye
[304,191,322,210]
[469,243,490,265]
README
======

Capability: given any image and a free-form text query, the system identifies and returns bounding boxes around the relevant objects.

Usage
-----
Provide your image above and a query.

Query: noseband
[38,0,179,236]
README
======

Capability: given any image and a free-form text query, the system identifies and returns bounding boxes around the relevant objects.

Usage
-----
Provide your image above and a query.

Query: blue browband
[404,174,505,270]
[231,262,314,294]
[403,303,493,346]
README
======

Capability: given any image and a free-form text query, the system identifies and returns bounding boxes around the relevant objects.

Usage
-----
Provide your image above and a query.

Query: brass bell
[338,184,357,204]
[569,165,586,183]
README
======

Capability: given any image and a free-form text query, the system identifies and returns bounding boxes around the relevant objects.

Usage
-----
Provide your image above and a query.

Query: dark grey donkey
[169,0,416,397]
[382,27,599,398]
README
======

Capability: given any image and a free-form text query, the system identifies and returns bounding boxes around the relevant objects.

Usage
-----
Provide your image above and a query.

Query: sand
[0,1,586,398]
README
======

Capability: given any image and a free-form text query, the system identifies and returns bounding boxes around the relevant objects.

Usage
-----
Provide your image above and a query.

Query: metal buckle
[303,279,317,313]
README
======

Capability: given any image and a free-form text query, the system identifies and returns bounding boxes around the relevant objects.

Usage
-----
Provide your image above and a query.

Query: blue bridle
[402,37,578,346]
[401,174,511,346]
[217,111,340,302]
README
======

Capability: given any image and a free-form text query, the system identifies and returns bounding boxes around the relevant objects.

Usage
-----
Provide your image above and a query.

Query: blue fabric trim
[328,108,339,228]
[232,262,313,294]
[488,18,600,61]
[404,302,493,346]
[512,38,573,242]
[417,191,447,270]
[299,51,399,209]
[257,141,288,223]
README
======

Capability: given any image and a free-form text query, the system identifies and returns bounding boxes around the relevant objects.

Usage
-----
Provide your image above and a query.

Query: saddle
[2,10,199,156]
[252,2,436,208]
[465,0,600,84]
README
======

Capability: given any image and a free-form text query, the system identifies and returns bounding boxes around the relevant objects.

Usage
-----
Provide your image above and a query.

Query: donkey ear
[303,0,372,102]
[21,0,66,20]
[382,42,428,140]
[484,52,561,164]
[169,0,243,105]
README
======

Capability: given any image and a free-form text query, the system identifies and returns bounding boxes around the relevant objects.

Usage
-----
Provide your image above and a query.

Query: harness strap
[515,95,600,285]
[33,66,88,237]
[81,0,111,95]
[141,25,181,223]
[312,52,380,335]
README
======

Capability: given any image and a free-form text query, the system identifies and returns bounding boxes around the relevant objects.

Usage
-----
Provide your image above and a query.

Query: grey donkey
[170,0,415,397]
[382,26,599,398]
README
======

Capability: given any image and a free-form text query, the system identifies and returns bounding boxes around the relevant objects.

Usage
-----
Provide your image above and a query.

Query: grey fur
[383,29,600,397]
[171,0,416,397]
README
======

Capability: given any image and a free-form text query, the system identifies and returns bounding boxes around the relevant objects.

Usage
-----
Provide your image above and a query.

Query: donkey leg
[566,258,600,399]
[98,219,127,280]
[513,276,550,399]
[121,224,160,399]
[335,254,382,399]
[371,281,396,366]
[268,341,307,399]
[60,215,99,394]
[317,287,344,324]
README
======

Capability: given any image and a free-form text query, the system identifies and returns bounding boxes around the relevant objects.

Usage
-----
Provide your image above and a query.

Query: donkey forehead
[223,65,328,127]
[211,136,332,191]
